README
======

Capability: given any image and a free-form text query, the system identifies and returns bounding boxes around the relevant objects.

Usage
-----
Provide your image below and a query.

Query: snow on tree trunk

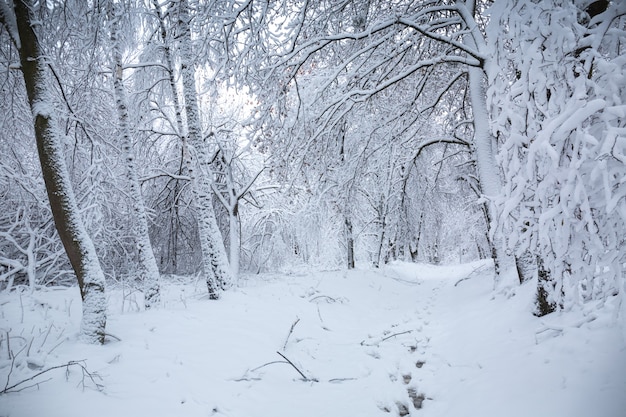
[177,0,232,298]
[515,250,536,284]
[109,6,161,309]
[468,67,505,272]
[12,0,106,343]
[464,25,517,288]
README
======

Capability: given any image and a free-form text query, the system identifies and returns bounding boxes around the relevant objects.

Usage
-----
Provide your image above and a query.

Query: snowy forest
[1,0,625,416]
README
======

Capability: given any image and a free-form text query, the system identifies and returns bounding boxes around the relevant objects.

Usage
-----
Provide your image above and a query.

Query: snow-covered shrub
[488,0,626,312]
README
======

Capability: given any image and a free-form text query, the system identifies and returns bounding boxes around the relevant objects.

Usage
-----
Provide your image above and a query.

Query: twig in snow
[276,351,315,382]
[282,317,300,351]
[250,360,287,373]
[382,330,413,341]
[328,377,358,383]
[316,304,325,326]
[3,354,17,393]
[19,292,24,324]
[26,336,33,357]
[309,295,336,303]
[361,330,414,346]
[4,330,10,359]
[104,332,122,342]
[39,324,54,350]
[47,338,66,355]
[1,360,103,394]
[454,264,490,287]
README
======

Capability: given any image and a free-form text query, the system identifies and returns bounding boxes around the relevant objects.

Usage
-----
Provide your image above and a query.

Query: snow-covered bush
[488,0,626,313]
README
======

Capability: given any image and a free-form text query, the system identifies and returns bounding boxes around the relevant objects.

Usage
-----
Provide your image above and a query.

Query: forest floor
[1,261,625,417]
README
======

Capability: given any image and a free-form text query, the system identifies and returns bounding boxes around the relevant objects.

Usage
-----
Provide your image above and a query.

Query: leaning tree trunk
[12,0,106,343]
[177,0,232,298]
[109,5,160,309]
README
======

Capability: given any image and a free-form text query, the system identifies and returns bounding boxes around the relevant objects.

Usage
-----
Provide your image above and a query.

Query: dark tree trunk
[345,216,355,269]
[534,255,556,317]
[13,0,106,343]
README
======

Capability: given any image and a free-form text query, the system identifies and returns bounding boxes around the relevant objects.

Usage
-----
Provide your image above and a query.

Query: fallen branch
[276,351,316,382]
[237,354,318,383]
[1,360,103,394]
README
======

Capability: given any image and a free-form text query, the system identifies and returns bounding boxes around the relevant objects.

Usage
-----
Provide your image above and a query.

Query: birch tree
[108,2,161,309]
[175,0,232,297]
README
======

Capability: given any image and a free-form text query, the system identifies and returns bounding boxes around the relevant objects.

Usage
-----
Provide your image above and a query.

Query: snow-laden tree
[0,51,70,290]
[488,0,626,315]
[242,0,506,272]
[1,0,107,343]
[174,0,233,297]
[210,135,265,280]
[107,1,161,309]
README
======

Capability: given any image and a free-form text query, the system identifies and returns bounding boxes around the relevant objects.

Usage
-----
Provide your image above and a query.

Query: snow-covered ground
[1,261,625,417]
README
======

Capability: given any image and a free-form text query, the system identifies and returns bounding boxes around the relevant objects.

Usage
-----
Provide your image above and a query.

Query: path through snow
[1,261,625,417]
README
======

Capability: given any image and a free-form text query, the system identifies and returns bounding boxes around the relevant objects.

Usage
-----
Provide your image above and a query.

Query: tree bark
[462,0,517,286]
[534,255,556,316]
[109,4,160,309]
[151,0,185,275]
[467,66,514,282]
[12,0,106,343]
[229,201,240,280]
[345,216,355,269]
[515,250,536,284]
[177,0,232,298]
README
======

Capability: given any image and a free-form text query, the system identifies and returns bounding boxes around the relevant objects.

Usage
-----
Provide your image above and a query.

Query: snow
[1,262,625,417]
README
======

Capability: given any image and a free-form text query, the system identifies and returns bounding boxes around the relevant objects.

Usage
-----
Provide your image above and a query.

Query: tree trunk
[13,0,106,343]
[151,0,185,275]
[109,5,160,309]
[467,61,516,286]
[460,0,517,286]
[345,216,355,269]
[534,255,556,316]
[229,203,240,279]
[177,0,232,297]
[515,250,536,284]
